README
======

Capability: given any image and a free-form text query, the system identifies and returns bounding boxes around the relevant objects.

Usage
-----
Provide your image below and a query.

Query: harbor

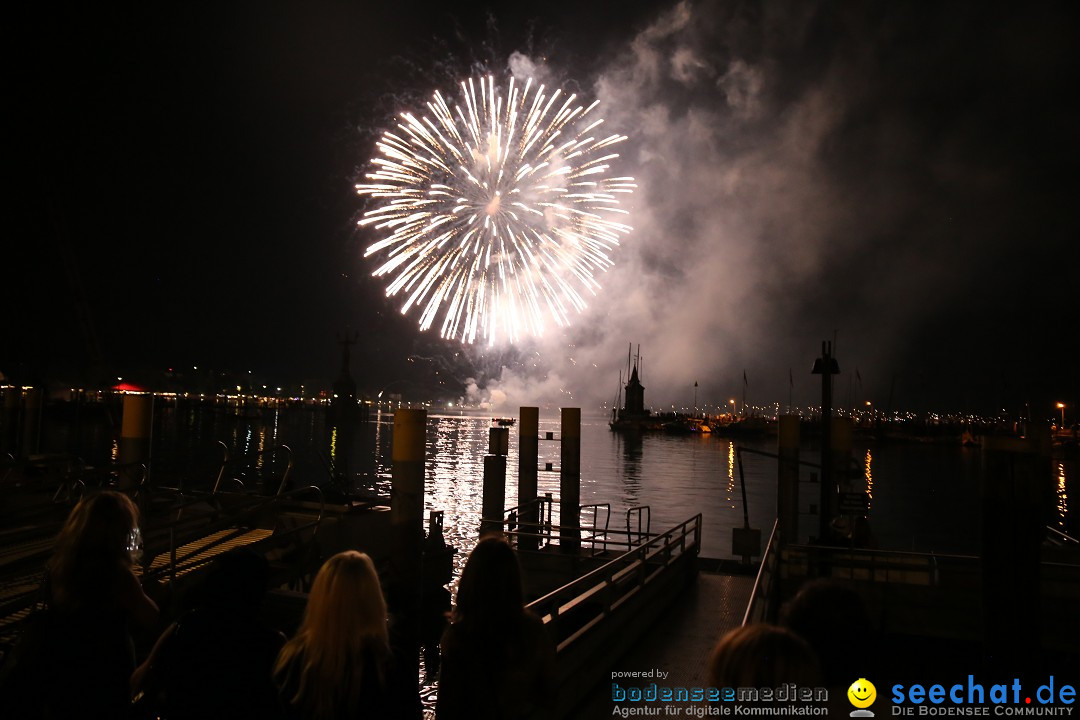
[1,373,1077,717]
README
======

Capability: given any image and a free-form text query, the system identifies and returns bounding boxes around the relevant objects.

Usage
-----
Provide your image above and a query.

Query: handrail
[626,506,651,546]
[505,494,552,519]
[742,519,779,626]
[526,514,701,652]
[210,443,294,496]
[505,495,554,548]
[274,445,295,496]
[210,441,230,494]
[579,503,611,556]
[50,462,148,505]
[780,543,981,590]
[1046,526,1079,546]
[142,484,325,583]
[787,542,978,562]
[503,525,663,555]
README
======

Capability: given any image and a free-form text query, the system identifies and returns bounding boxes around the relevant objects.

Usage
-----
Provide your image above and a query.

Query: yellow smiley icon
[848,678,877,709]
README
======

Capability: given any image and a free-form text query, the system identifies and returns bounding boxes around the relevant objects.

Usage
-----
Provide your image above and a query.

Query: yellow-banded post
[391,408,426,678]
[119,393,153,489]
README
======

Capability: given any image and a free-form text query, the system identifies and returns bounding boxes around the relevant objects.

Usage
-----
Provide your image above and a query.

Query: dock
[573,567,753,717]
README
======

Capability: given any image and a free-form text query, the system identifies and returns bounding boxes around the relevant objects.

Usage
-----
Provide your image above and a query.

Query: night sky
[6,1,1079,417]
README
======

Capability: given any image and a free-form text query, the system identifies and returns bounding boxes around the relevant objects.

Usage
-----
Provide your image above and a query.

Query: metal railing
[51,462,147,505]
[526,514,701,652]
[142,484,324,585]
[781,543,979,586]
[211,443,295,496]
[579,503,611,555]
[1046,526,1079,546]
[742,520,779,626]
[504,495,554,548]
[626,506,651,546]
[503,498,631,556]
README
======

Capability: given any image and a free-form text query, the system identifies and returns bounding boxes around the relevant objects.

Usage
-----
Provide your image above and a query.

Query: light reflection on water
[51,404,1076,558]
[1058,462,1069,530]
[368,414,779,564]
[363,414,1076,561]
[865,449,874,505]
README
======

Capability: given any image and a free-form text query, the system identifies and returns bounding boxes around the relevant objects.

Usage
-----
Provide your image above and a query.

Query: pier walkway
[618,568,753,687]
[573,567,753,718]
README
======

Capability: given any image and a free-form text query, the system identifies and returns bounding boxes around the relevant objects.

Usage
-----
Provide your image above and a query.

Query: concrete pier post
[118,393,153,488]
[777,416,800,544]
[518,408,540,550]
[391,408,426,679]
[560,408,581,553]
[20,388,43,458]
[488,425,509,456]
[482,427,509,536]
[981,430,1047,672]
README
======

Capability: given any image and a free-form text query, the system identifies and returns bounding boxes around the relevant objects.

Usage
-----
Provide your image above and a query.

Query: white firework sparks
[356,75,635,345]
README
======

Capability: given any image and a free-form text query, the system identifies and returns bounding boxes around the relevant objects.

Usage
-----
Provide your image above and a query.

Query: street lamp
[729,398,737,417]
[1058,402,1066,428]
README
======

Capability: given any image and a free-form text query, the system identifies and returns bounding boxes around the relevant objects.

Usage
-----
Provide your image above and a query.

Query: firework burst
[356,75,635,345]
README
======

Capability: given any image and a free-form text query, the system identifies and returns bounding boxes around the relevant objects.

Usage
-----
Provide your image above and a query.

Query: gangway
[495,513,702,718]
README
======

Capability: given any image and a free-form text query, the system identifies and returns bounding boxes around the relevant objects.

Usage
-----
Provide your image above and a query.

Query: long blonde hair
[274,551,390,719]
[48,490,139,611]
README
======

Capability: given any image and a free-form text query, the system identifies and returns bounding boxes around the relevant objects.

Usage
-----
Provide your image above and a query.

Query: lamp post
[811,341,840,542]
[729,398,736,418]
[1058,402,1066,428]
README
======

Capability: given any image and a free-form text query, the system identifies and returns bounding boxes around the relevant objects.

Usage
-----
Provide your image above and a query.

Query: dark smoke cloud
[469,0,1078,415]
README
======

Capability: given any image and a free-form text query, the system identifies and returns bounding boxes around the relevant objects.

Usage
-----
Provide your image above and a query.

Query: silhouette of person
[11,490,159,719]
[274,551,421,720]
[779,579,875,687]
[436,536,556,720]
[131,548,285,719]
[708,623,820,688]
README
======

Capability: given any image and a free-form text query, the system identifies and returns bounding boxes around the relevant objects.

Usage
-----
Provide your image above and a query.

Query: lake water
[44,401,1075,567]
[34,399,1076,715]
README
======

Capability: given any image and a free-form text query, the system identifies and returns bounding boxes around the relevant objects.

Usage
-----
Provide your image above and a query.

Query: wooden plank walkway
[572,569,754,718]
